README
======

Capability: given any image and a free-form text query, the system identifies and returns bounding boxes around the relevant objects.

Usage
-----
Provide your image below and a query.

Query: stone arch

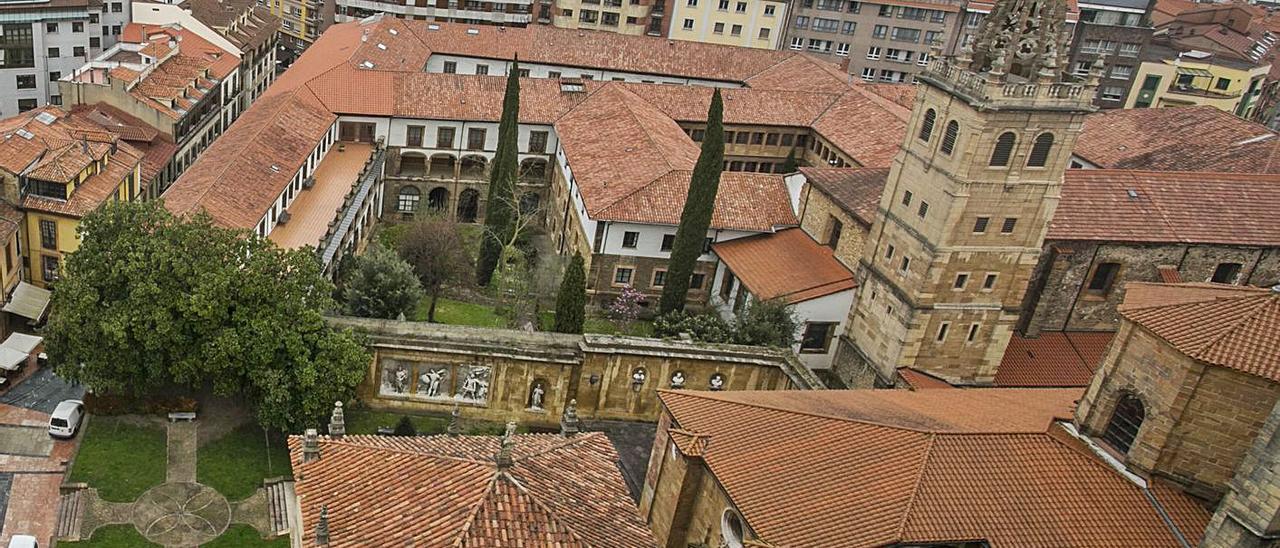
[989,131,1017,167]
[460,155,488,179]
[427,186,449,213]
[398,151,427,176]
[917,108,936,142]
[1102,391,1145,455]
[1027,132,1055,167]
[457,188,480,223]
[518,191,541,216]
[428,153,457,178]
[396,184,421,213]
[519,157,548,180]
[941,120,959,155]
[527,378,548,409]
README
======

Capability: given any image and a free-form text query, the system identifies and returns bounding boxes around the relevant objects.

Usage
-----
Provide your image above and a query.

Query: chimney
[328,401,345,439]
[315,505,330,545]
[495,421,516,470]
[560,399,580,437]
[302,428,321,462]
[446,403,461,437]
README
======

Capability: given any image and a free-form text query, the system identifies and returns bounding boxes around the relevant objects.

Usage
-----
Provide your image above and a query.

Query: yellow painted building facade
[22,148,143,289]
[551,0,660,35]
[1126,56,1271,118]
[667,0,787,49]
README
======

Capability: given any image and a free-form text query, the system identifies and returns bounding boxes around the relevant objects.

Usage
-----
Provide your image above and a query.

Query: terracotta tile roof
[288,432,655,547]
[711,228,854,303]
[408,22,811,85]
[896,367,955,389]
[660,388,1209,547]
[0,201,22,241]
[163,89,336,229]
[624,85,842,128]
[859,82,919,109]
[1075,106,1280,174]
[1157,265,1183,284]
[995,331,1115,388]
[810,86,911,168]
[1050,169,1280,246]
[70,104,176,184]
[741,54,857,93]
[597,170,797,231]
[1118,282,1280,383]
[798,166,888,226]
[23,141,143,218]
[118,24,240,120]
[179,0,280,51]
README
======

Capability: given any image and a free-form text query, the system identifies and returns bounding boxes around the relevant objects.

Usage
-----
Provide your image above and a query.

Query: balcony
[1166,84,1241,100]
[919,56,1096,111]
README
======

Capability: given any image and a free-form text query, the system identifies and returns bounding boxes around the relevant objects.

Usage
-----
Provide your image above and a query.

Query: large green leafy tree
[341,243,423,319]
[44,201,370,431]
[552,252,586,333]
[476,58,521,286]
[660,89,725,313]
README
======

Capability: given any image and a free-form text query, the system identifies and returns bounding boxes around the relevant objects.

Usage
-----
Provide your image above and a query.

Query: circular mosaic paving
[131,482,231,546]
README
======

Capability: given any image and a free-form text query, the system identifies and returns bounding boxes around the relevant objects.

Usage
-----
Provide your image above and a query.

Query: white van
[48,400,84,439]
[7,534,38,548]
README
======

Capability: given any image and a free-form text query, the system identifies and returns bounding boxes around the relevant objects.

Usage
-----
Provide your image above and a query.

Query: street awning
[1,332,42,355]
[1176,67,1215,78]
[0,347,25,372]
[2,282,50,322]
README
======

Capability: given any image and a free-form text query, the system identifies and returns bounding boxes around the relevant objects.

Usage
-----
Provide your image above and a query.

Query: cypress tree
[476,58,521,286]
[660,90,725,314]
[780,148,797,173]
[553,252,587,333]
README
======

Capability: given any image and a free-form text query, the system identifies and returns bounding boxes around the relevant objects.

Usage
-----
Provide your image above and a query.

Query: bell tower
[840,0,1103,385]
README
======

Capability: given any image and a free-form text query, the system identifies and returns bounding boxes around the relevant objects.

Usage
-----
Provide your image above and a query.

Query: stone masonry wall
[797,184,869,272]
[335,317,819,426]
[1023,241,1280,335]
[1161,366,1280,501]
[1201,398,1280,548]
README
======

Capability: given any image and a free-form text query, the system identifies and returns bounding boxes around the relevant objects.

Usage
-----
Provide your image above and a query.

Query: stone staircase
[55,484,86,540]
[265,478,295,535]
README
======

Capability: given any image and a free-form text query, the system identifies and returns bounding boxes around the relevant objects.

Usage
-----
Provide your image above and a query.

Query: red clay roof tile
[711,228,854,303]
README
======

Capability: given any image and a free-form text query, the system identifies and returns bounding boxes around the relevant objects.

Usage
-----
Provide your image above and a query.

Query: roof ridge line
[500,471,595,546]
[319,437,493,466]
[1124,170,1186,244]
[511,431,602,463]
[744,53,810,85]
[449,470,503,548]
[1190,293,1277,361]
[659,389,1052,435]
[595,168,694,216]
[893,432,935,541]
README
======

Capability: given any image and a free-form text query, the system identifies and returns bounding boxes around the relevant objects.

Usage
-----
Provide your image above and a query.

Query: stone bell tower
[839,0,1102,386]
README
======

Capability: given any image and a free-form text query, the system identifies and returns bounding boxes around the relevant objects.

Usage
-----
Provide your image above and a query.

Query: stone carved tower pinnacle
[962,0,1071,82]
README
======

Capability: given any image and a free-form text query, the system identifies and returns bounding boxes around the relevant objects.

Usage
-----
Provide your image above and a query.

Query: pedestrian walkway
[0,403,77,547]
[166,420,197,483]
[62,416,282,547]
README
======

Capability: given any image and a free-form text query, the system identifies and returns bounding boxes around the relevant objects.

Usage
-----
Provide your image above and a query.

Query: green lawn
[203,525,290,548]
[344,407,527,436]
[198,425,291,501]
[67,417,166,502]
[59,525,158,547]
[414,297,507,327]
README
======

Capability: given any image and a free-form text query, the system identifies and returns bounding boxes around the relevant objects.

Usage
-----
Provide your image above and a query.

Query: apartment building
[1126,3,1276,120]
[133,0,280,124]
[1064,0,1155,107]
[59,23,240,196]
[783,0,958,83]
[0,107,173,290]
[0,0,131,117]
[668,0,788,49]
[546,0,669,36]
[336,0,534,27]
[264,0,332,53]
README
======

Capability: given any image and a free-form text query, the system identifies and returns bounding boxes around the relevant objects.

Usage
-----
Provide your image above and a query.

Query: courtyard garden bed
[67,417,166,502]
[197,424,291,501]
[59,524,158,547]
[203,525,290,547]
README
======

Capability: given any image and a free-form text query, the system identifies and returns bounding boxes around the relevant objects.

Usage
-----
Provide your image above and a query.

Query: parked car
[48,400,84,439]
[7,534,38,548]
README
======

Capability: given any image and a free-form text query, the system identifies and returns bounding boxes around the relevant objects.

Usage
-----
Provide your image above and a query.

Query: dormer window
[721,508,747,548]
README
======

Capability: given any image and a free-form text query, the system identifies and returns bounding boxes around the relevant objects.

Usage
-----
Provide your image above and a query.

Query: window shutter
[917,108,936,142]
[941,121,959,155]
[1027,133,1055,167]
[989,132,1016,166]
